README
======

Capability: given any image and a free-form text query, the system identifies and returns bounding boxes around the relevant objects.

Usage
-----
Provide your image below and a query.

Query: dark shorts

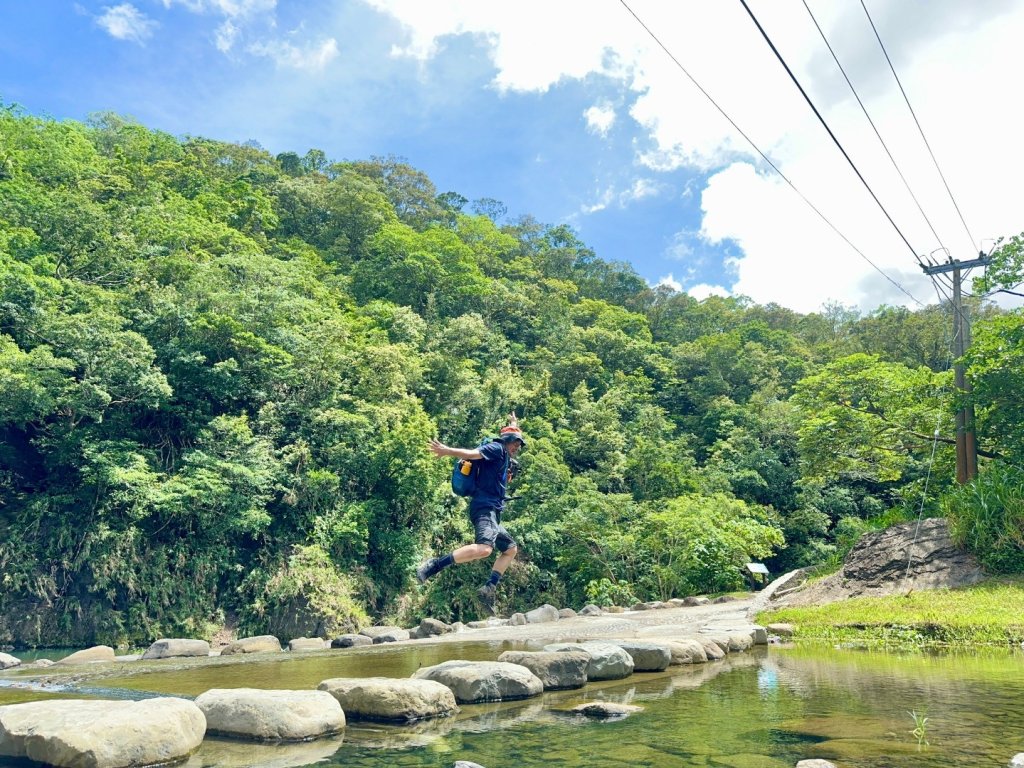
[470,505,517,552]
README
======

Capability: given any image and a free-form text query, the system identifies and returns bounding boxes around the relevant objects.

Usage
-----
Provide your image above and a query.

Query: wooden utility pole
[921,254,990,483]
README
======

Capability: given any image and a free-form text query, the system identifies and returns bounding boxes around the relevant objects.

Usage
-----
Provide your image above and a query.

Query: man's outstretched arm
[428,439,483,461]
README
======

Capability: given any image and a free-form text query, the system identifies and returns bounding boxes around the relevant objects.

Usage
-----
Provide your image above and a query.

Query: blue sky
[2,1,1022,312]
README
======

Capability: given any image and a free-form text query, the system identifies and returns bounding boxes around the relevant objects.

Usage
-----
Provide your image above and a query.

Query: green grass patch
[758,577,1024,649]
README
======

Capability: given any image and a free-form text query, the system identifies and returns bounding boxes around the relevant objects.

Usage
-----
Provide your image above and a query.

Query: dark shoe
[416,557,439,584]
[477,583,497,616]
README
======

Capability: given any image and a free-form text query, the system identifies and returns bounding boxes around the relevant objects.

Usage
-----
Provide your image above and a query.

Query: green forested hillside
[1,107,1021,646]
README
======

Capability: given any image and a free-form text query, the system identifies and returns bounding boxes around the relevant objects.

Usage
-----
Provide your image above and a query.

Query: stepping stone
[0,697,205,767]
[141,639,210,660]
[288,637,327,651]
[331,634,372,648]
[607,641,671,672]
[543,642,633,680]
[412,660,543,703]
[220,635,282,655]
[496,650,589,690]
[194,688,344,742]
[318,677,457,722]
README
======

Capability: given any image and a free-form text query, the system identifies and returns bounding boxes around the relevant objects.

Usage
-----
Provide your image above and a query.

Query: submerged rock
[412,660,543,703]
[194,688,344,741]
[318,677,457,722]
[570,701,643,718]
[0,697,205,767]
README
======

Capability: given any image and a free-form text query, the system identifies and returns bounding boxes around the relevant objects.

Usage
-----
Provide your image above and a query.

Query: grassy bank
[757,578,1024,649]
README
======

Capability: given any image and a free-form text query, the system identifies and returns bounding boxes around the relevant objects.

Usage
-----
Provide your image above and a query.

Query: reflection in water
[5,642,1024,767]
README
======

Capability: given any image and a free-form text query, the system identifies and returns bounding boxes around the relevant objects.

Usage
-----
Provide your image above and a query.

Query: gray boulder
[194,688,344,741]
[0,653,20,670]
[419,618,453,636]
[609,641,671,671]
[220,635,282,656]
[372,629,410,644]
[142,639,211,660]
[58,645,116,665]
[331,634,372,648]
[630,602,649,611]
[509,612,527,626]
[454,762,487,768]
[557,608,577,619]
[767,622,795,637]
[496,650,589,690]
[698,638,727,660]
[796,761,837,768]
[544,642,633,680]
[359,625,405,640]
[662,639,708,665]
[0,697,204,767]
[288,637,327,651]
[525,604,559,624]
[728,633,754,652]
[712,595,737,604]
[412,660,543,703]
[580,604,603,616]
[1010,755,1024,768]
[683,596,710,606]
[751,625,768,645]
[318,677,457,722]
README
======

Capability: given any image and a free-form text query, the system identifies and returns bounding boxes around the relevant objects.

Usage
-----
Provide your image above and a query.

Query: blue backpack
[450,437,499,497]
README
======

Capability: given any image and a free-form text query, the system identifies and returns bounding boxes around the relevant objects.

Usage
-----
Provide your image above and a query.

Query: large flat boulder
[219,635,282,655]
[194,688,344,741]
[0,653,20,670]
[358,625,405,640]
[57,645,115,665]
[318,677,457,722]
[371,629,410,644]
[142,639,211,660]
[331,634,372,648]
[412,660,543,703]
[662,639,708,665]
[496,650,589,690]
[543,642,634,680]
[0,698,205,768]
[288,637,327,651]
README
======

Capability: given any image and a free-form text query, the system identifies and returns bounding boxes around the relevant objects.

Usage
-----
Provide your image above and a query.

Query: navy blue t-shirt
[470,440,510,510]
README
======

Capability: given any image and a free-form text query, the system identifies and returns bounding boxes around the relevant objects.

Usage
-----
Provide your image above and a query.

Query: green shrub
[944,463,1024,574]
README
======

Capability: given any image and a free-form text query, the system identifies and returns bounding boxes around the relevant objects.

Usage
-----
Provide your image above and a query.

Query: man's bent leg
[452,543,493,563]
[492,544,518,574]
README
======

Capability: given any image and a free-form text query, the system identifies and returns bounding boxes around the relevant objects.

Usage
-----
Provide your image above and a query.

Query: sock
[432,553,455,575]
[487,570,501,587]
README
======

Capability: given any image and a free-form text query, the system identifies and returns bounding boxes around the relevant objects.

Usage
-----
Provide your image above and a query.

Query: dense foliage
[1,107,1021,646]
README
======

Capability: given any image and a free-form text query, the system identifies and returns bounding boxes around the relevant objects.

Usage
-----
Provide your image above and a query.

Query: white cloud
[621,178,659,203]
[687,283,731,301]
[655,273,683,292]
[215,20,238,51]
[162,0,275,17]
[248,37,339,72]
[584,103,616,136]
[359,0,1024,312]
[96,4,157,43]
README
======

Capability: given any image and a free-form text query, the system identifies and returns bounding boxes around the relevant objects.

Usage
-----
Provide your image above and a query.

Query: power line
[860,0,978,254]
[801,0,950,257]
[738,0,922,264]
[616,0,926,308]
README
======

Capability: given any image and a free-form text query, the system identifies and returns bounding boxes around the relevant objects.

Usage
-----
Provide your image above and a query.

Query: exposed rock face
[608,641,671,672]
[0,698,205,768]
[318,677,457,722]
[141,639,211,660]
[331,634,372,648]
[58,645,116,664]
[524,604,559,624]
[496,650,589,690]
[543,642,634,680]
[570,701,643,718]
[777,518,985,608]
[220,635,282,655]
[412,660,543,703]
[194,688,344,741]
[0,653,20,670]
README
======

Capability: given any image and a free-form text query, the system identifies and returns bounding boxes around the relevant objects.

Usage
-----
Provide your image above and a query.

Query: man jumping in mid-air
[417,413,525,615]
